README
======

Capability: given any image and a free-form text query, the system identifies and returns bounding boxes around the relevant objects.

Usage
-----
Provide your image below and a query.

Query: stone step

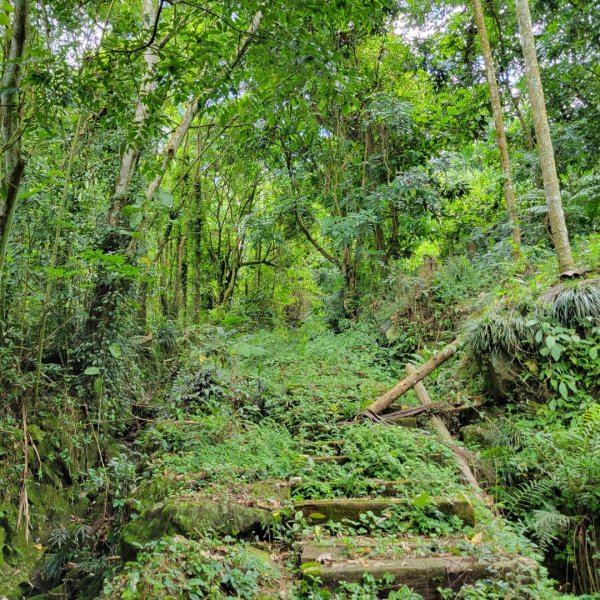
[301,439,345,452]
[300,553,537,598]
[294,497,475,527]
[299,455,350,465]
[299,535,466,564]
[290,478,411,496]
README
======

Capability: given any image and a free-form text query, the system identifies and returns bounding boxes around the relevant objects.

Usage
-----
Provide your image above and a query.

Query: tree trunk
[514,0,575,273]
[108,0,158,228]
[472,0,521,256]
[80,0,159,355]
[0,0,29,283]
[365,337,463,415]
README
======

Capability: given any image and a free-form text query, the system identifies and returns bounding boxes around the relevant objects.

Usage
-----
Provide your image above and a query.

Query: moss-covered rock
[121,496,275,560]
[461,423,496,448]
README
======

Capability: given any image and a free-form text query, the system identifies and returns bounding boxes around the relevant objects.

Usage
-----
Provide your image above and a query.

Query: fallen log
[366,337,463,415]
[378,397,483,421]
[406,365,494,508]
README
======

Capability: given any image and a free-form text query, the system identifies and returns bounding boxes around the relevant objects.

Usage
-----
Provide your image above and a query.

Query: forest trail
[104,328,549,598]
[279,415,538,597]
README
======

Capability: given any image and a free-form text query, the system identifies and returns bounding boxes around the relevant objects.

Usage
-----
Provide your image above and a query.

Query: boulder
[121,480,289,560]
[461,423,496,448]
[486,352,519,399]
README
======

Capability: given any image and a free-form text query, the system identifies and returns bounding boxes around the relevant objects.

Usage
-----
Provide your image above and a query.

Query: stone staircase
[287,429,537,598]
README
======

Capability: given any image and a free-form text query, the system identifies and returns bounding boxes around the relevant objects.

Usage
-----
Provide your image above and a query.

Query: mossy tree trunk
[0,0,29,288]
[472,0,521,257]
[514,0,575,273]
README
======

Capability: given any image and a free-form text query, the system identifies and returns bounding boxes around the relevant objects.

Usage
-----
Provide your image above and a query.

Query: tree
[471,0,521,256]
[0,0,29,285]
[514,0,575,273]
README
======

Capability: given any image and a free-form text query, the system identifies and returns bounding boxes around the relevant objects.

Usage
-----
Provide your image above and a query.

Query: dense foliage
[0,0,599,598]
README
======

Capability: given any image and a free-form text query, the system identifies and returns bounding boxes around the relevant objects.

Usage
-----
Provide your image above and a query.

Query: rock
[122,498,273,560]
[486,352,519,399]
[121,480,289,560]
[461,423,496,448]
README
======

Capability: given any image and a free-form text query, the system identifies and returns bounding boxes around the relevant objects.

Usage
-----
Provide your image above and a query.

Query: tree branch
[295,210,341,269]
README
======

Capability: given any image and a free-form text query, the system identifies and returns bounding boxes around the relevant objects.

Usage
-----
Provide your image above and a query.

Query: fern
[530,509,574,549]
[503,479,554,518]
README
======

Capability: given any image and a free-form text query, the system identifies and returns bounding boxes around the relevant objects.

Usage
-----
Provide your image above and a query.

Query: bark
[108,0,159,228]
[0,0,29,280]
[471,0,521,256]
[514,0,575,273]
[145,98,199,203]
[378,397,483,420]
[406,365,494,507]
[365,337,463,415]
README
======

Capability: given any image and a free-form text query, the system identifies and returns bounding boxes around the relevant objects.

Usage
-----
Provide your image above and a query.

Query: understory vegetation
[0,0,599,598]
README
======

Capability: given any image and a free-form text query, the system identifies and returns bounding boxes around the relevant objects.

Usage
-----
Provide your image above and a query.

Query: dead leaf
[317,553,332,564]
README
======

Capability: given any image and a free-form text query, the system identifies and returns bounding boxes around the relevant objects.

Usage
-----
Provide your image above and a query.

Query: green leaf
[94,377,103,395]
[109,343,122,359]
[413,492,430,509]
[550,345,562,361]
[308,512,326,520]
[84,366,100,375]
[155,189,173,207]
[559,381,568,399]
[232,342,267,358]
[590,347,598,360]
[0,13,10,27]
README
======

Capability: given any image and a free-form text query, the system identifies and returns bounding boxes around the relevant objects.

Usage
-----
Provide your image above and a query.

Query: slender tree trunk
[108,0,158,228]
[174,219,187,316]
[130,10,263,254]
[514,0,575,273]
[81,0,159,350]
[0,0,29,285]
[472,0,521,256]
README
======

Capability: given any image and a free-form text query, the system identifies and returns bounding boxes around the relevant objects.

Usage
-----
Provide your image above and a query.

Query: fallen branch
[365,337,463,415]
[406,364,494,508]
[378,397,483,421]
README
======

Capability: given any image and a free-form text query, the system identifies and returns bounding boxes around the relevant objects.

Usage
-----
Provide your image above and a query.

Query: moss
[461,423,496,448]
[132,472,182,507]
[295,497,476,528]
[121,497,274,561]
[0,477,81,599]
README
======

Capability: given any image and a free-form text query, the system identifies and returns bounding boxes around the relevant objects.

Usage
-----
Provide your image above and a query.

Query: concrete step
[300,553,537,598]
[299,455,350,465]
[298,535,466,564]
[294,497,475,527]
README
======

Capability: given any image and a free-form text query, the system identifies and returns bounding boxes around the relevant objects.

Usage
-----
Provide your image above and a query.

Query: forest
[0,0,599,598]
